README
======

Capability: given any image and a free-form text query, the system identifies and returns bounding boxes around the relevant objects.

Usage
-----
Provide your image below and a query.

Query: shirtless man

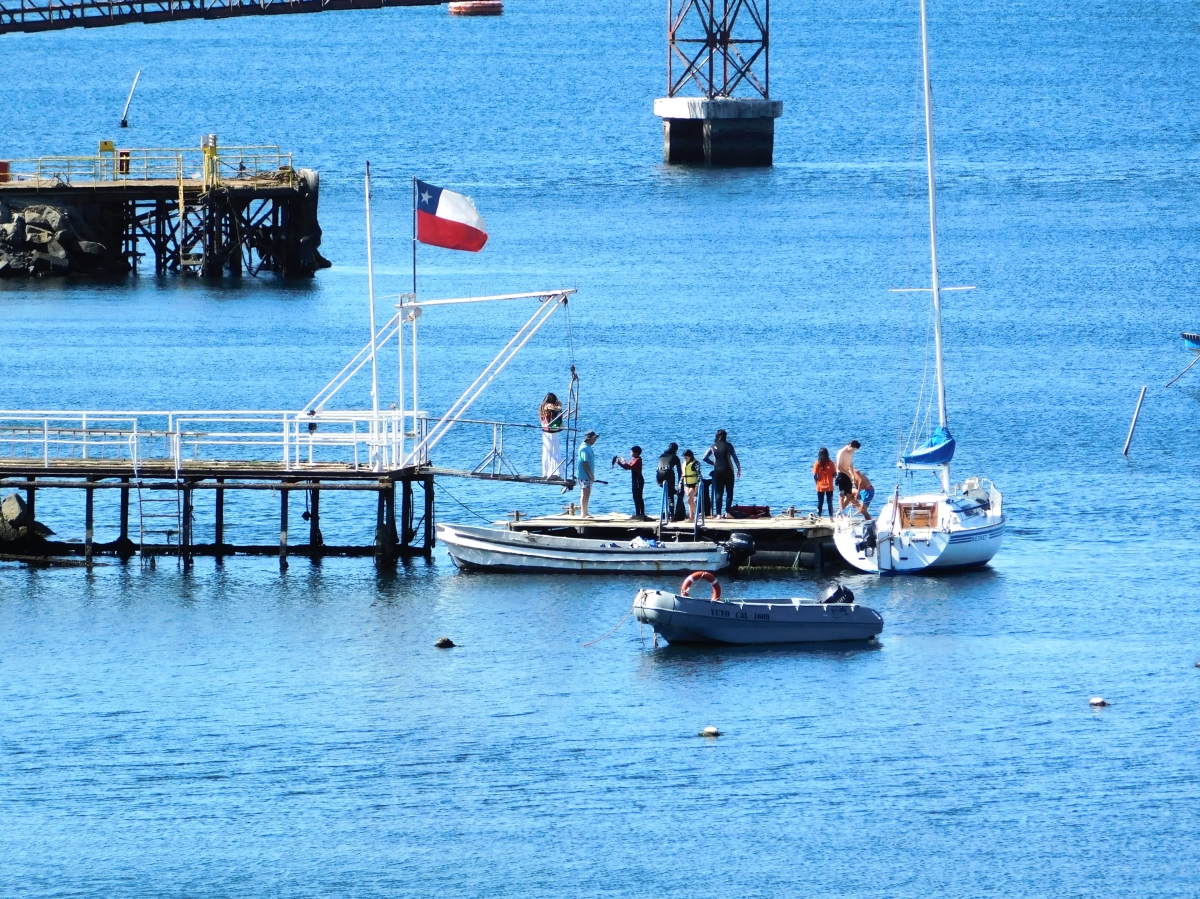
[852,469,875,520]
[835,440,861,512]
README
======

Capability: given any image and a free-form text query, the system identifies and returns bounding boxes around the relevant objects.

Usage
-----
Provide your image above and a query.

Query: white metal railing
[0,409,428,474]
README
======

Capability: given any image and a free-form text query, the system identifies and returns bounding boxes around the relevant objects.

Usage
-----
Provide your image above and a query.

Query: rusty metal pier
[0,137,328,277]
[0,0,440,35]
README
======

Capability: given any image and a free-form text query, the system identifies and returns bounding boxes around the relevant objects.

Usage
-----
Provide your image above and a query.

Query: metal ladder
[135,479,182,566]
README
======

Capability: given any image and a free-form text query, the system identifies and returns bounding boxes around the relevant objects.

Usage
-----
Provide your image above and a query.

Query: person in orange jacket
[812,447,836,518]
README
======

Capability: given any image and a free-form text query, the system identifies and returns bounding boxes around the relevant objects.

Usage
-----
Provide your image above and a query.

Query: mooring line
[583,604,635,647]
[433,479,495,524]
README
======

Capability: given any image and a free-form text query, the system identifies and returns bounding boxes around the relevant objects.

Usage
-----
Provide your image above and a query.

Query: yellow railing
[0,145,295,189]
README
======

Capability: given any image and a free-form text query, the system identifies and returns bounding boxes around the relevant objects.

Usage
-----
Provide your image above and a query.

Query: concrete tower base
[654,97,784,167]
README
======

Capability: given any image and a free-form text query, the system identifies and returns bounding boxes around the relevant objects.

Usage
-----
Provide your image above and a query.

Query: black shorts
[836,472,854,495]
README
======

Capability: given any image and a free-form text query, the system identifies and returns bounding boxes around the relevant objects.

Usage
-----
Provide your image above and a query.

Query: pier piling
[214,479,225,559]
[280,485,289,571]
[84,478,95,564]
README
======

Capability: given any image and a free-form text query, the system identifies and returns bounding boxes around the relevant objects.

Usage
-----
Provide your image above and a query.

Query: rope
[433,479,494,524]
[582,604,635,647]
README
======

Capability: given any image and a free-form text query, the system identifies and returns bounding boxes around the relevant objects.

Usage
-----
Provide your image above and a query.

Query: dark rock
[0,200,9,225]
[24,225,52,246]
[1,492,29,527]
[77,240,107,256]
[24,206,66,232]
[434,637,456,649]
[45,239,70,267]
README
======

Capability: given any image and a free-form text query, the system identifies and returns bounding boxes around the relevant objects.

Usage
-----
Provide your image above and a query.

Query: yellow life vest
[683,459,700,486]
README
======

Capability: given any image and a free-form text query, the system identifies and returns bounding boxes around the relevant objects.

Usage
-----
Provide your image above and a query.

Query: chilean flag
[416,179,488,252]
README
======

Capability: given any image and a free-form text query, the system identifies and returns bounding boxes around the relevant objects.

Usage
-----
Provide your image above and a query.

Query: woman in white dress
[539,393,564,478]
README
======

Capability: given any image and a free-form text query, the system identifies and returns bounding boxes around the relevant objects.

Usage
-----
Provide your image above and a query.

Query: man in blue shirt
[578,430,598,518]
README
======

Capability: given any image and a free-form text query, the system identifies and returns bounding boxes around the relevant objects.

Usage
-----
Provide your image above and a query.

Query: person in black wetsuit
[703,429,742,518]
[656,442,683,521]
[613,445,647,520]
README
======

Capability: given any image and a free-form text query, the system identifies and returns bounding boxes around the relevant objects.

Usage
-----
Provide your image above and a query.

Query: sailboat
[834,0,1005,575]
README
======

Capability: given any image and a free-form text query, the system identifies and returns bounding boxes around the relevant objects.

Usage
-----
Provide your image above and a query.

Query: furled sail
[903,426,956,466]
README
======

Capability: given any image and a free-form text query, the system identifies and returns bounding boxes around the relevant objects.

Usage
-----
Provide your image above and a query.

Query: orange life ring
[680,570,721,601]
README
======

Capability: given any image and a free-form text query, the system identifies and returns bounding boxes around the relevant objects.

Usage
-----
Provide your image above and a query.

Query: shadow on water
[643,637,883,672]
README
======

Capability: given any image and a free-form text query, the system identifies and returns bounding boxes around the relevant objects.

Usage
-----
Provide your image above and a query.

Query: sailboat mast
[919,0,951,493]
[920,0,946,431]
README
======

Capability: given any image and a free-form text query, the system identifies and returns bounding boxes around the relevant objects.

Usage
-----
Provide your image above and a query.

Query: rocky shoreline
[0,200,127,277]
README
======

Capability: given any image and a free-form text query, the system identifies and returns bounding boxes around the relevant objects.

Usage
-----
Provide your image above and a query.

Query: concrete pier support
[655,98,783,167]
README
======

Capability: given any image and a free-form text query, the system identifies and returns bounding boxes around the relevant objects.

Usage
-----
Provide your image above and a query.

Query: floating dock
[505,511,838,570]
[0,138,327,277]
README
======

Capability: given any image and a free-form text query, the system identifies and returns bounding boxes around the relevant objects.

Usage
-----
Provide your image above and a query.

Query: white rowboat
[438,522,743,573]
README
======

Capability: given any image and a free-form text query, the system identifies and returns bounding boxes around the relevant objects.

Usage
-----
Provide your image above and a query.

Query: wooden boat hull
[438,523,730,573]
[633,589,883,644]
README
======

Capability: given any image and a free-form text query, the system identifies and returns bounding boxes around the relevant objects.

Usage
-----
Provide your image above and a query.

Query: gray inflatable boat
[633,576,883,645]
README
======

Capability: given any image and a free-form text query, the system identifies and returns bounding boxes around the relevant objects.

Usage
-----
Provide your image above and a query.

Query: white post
[411,311,420,432]
[398,300,406,466]
[365,164,381,471]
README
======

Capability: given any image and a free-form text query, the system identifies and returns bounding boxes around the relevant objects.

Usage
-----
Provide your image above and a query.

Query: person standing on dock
[812,447,836,518]
[613,445,647,520]
[703,429,741,519]
[578,430,598,518]
[539,393,565,479]
[836,440,861,513]
[681,450,701,521]
[656,443,683,521]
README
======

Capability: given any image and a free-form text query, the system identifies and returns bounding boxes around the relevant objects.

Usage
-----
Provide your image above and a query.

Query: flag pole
[412,176,418,298]
[365,163,381,468]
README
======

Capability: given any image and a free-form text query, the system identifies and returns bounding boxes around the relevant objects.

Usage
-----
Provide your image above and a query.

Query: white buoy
[700,726,720,738]
[1089,696,1110,707]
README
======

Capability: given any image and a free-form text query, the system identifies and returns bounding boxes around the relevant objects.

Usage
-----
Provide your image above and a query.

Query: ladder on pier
[135,481,182,566]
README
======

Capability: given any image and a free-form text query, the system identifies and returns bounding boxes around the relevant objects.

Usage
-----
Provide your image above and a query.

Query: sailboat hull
[833,483,1004,574]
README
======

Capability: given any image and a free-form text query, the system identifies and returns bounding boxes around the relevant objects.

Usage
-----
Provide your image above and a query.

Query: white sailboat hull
[437,523,730,573]
[833,481,1004,574]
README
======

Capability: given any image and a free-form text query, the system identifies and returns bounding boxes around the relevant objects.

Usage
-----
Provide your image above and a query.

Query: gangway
[0,0,440,35]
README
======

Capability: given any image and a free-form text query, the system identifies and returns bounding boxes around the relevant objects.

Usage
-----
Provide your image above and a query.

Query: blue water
[3,1,1200,895]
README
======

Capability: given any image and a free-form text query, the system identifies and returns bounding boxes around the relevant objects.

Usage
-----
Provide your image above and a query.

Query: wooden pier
[506,511,839,570]
[0,410,433,567]
[0,140,328,277]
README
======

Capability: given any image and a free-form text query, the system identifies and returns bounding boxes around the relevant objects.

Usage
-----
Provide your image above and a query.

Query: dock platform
[504,511,839,570]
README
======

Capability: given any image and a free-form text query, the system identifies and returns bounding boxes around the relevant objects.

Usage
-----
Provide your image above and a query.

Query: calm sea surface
[2,1,1199,895]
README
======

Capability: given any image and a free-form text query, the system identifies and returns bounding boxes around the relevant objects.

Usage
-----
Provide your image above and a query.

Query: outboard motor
[724,532,756,570]
[819,583,855,605]
[854,520,877,555]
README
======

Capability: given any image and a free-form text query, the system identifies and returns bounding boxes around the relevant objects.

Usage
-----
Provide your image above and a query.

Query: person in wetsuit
[613,445,647,520]
[656,442,683,522]
[703,429,742,518]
